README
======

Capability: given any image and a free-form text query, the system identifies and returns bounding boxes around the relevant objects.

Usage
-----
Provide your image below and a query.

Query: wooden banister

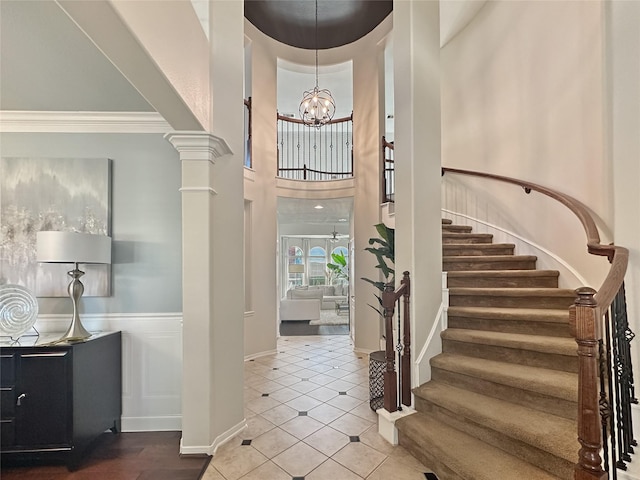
[381,271,411,412]
[442,167,631,479]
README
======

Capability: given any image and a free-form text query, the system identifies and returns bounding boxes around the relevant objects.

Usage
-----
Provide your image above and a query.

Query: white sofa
[280,284,348,321]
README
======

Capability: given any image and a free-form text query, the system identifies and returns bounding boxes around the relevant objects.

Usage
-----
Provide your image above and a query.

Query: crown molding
[0,110,172,133]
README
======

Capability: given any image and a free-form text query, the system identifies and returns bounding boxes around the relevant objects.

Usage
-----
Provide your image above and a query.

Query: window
[308,246,326,285]
[287,246,304,288]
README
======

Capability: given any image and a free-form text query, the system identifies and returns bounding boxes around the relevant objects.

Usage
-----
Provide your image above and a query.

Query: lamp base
[59,265,92,342]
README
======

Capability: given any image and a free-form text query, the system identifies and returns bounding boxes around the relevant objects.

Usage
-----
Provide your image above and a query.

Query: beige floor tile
[308,373,336,385]
[245,395,281,414]
[341,372,368,385]
[303,426,350,457]
[272,441,328,477]
[289,380,320,394]
[280,415,325,439]
[251,380,286,395]
[306,385,340,402]
[325,378,359,392]
[307,364,335,374]
[273,375,302,387]
[359,425,396,455]
[349,401,378,422]
[347,385,370,401]
[277,363,304,374]
[307,403,347,424]
[211,445,268,480]
[325,367,352,379]
[260,403,298,426]
[243,414,276,439]
[329,412,374,436]
[332,442,387,478]
[286,394,324,412]
[201,464,226,480]
[268,386,302,403]
[366,456,430,480]
[306,458,364,480]
[388,445,430,472]
[251,427,299,459]
[238,460,291,480]
[327,393,365,412]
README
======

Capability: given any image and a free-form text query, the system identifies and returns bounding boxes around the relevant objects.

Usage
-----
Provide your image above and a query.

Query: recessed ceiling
[277,197,352,229]
[244,0,392,50]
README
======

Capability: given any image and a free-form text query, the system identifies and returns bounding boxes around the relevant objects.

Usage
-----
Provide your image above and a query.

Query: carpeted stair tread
[443,255,538,271]
[447,269,560,280]
[443,243,516,256]
[442,218,453,224]
[442,328,577,356]
[414,382,577,463]
[449,287,576,309]
[397,413,562,480]
[429,353,577,400]
[447,269,560,288]
[449,287,576,297]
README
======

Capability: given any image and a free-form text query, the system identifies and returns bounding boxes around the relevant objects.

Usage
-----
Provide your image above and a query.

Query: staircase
[396,219,579,480]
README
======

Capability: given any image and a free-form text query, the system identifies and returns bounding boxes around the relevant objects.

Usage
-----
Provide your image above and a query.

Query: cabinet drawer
[1,354,15,387]
[1,419,15,448]
[1,386,15,417]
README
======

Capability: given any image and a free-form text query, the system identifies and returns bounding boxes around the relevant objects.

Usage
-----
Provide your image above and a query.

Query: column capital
[164,131,232,163]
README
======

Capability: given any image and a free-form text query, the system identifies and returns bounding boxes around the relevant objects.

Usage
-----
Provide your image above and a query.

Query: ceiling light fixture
[299,0,336,128]
[314,204,324,209]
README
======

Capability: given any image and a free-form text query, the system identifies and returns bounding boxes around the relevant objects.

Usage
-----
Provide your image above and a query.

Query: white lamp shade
[37,231,112,264]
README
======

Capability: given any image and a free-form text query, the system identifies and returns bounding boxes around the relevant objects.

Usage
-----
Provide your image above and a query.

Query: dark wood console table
[0,331,122,469]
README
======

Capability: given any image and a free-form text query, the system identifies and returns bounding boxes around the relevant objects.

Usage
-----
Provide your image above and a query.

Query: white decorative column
[166,132,245,455]
[394,0,442,387]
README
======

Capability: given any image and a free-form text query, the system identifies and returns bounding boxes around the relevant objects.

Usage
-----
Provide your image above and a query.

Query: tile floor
[202,334,432,480]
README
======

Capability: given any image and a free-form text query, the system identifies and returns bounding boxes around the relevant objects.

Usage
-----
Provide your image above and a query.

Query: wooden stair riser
[443,244,515,256]
[447,272,559,288]
[413,398,574,479]
[441,339,578,373]
[449,291,576,309]
[448,316,572,337]
[442,233,493,244]
[430,367,577,420]
[442,224,473,233]
[443,256,537,271]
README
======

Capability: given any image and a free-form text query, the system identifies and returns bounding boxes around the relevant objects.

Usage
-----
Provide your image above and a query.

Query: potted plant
[361,223,395,318]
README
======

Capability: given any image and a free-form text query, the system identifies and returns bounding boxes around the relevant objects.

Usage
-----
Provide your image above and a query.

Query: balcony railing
[277,113,353,180]
[381,136,394,203]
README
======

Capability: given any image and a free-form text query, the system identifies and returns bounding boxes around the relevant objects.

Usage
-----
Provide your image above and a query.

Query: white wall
[441,0,611,289]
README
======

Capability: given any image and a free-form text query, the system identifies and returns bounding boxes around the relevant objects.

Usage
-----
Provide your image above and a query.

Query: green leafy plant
[361,223,395,315]
[326,251,349,283]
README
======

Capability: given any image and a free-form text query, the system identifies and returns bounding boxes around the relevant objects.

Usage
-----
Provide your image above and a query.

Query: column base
[376,407,416,445]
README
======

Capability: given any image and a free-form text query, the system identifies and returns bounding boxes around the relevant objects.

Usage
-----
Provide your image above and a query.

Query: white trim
[442,208,589,286]
[244,349,278,361]
[122,415,182,432]
[414,301,445,386]
[164,131,232,160]
[179,187,218,196]
[0,111,171,133]
[180,419,247,456]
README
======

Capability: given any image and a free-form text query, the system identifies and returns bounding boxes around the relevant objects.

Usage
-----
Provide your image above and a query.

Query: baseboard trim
[245,349,277,361]
[179,419,247,456]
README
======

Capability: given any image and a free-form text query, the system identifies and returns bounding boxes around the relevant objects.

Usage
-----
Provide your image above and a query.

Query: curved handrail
[442,167,615,260]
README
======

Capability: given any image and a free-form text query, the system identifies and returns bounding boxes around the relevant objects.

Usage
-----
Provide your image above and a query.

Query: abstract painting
[0,157,111,297]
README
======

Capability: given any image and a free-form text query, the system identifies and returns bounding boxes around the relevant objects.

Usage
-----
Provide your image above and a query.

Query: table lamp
[36,231,112,342]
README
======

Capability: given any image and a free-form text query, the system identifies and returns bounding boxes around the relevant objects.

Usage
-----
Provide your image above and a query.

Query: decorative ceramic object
[0,284,39,338]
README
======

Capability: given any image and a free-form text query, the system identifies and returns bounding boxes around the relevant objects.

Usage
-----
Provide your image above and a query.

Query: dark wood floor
[1,431,211,480]
[279,320,349,336]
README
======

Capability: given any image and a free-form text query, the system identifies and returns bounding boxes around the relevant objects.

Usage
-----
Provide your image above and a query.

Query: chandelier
[299,0,336,128]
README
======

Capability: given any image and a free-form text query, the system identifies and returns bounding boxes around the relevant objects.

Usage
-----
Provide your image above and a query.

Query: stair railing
[277,113,353,180]
[442,167,633,480]
[381,271,411,412]
[381,136,395,203]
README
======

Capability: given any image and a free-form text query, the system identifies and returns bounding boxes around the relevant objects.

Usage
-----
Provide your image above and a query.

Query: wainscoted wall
[35,313,182,432]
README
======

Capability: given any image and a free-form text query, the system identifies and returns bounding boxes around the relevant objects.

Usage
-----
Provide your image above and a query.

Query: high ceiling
[244,0,392,50]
